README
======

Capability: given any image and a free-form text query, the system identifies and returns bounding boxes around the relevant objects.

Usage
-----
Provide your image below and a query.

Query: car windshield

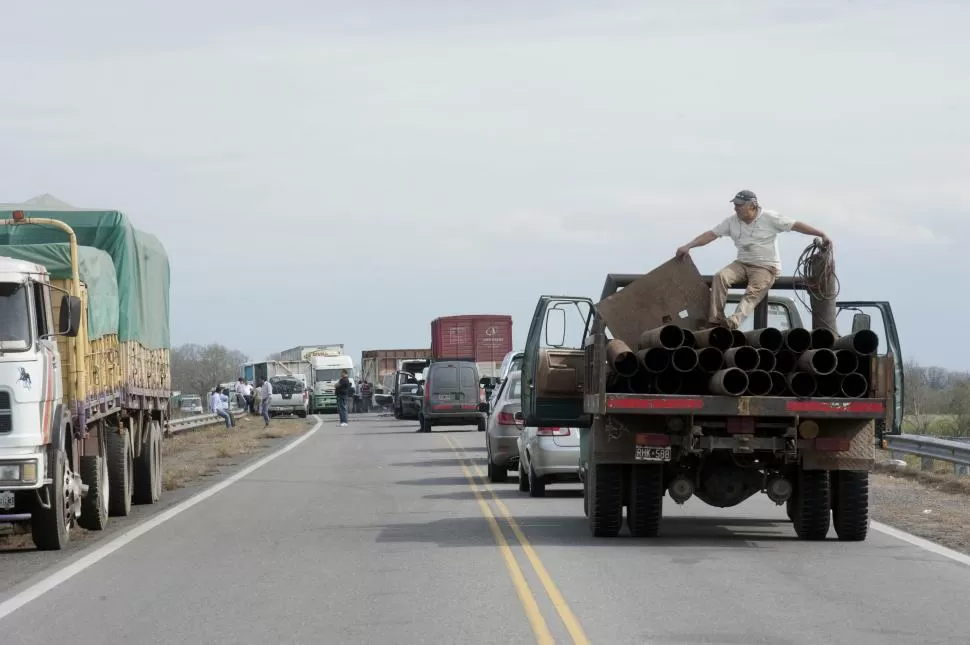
[0,282,31,351]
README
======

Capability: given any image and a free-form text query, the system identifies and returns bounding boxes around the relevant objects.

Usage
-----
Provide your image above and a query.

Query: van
[418,361,486,433]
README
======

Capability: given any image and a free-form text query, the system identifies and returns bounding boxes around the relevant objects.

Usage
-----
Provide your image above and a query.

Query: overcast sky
[1,0,967,370]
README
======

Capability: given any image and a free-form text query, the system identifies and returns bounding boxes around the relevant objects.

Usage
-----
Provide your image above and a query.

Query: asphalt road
[2,413,970,644]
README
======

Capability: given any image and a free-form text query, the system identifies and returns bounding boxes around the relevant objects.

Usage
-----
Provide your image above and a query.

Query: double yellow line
[444,435,590,645]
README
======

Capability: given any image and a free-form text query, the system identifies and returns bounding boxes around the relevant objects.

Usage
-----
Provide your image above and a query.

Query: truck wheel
[626,464,664,538]
[134,421,163,505]
[832,471,869,541]
[794,468,830,541]
[487,459,508,483]
[31,448,71,551]
[528,461,546,497]
[588,463,623,537]
[107,429,133,517]
[77,455,109,530]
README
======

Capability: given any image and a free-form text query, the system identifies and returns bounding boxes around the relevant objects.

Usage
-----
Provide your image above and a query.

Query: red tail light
[497,412,517,426]
[636,433,670,446]
[537,427,570,436]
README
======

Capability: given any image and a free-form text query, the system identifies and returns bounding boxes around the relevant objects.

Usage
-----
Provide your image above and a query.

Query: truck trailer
[360,349,432,395]
[430,314,512,378]
[0,204,171,550]
[519,251,902,541]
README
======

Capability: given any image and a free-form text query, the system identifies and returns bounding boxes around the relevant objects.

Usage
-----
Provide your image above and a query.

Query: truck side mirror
[851,313,871,333]
[59,294,82,337]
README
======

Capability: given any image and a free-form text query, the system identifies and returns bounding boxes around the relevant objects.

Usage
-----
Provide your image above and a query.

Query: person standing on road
[258,376,273,428]
[235,377,249,411]
[675,189,831,330]
[335,370,352,427]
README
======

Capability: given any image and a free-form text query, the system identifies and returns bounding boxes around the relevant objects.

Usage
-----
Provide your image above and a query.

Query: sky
[0,0,967,370]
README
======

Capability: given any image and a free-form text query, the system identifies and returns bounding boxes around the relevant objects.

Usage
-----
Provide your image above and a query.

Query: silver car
[517,422,581,497]
[268,376,309,418]
[484,371,522,483]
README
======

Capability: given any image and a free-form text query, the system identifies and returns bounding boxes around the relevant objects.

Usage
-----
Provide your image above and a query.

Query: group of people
[207,377,275,429]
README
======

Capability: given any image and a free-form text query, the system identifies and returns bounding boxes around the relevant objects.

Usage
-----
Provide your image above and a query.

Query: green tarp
[0,198,171,349]
[0,244,120,341]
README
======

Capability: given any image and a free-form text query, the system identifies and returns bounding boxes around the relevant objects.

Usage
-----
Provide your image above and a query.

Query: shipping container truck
[520,252,902,541]
[360,349,432,394]
[0,203,171,550]
[430,315,513,378]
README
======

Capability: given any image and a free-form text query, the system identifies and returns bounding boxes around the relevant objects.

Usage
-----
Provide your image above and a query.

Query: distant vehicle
[430,314,513,378]
[483,371,523,482]
[268,376,309,418]
[180,395,204,414]
[418,361,486,433]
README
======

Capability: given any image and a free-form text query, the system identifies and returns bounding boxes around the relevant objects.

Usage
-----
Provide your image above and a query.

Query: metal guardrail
[165,410,246,436]
[885,434,970,476]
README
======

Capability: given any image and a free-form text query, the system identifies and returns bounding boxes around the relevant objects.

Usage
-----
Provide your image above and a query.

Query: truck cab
[310,353,355,413]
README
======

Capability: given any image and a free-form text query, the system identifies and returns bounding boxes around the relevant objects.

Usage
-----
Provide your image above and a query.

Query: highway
[2,414,970,644]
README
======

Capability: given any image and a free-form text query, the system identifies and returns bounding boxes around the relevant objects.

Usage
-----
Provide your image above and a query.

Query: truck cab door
[836,300,903,438]
[521,296,594,429]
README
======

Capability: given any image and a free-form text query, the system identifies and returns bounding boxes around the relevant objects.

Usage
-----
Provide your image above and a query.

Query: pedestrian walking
[258,376,273,427]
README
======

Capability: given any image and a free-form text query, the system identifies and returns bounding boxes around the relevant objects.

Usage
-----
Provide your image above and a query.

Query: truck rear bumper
[592,394,886,419]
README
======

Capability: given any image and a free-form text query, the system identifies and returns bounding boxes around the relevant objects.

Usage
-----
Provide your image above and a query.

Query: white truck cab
[309,353,355,413]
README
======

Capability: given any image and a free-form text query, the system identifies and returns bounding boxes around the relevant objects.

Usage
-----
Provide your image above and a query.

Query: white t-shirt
[711,209,795,272]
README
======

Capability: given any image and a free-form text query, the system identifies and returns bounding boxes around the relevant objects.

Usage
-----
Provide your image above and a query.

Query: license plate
[635,446,671,462]
[0,491,15,509]
[437,394,453,401]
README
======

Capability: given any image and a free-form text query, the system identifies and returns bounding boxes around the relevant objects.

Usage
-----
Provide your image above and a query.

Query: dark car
[418,361,486,433]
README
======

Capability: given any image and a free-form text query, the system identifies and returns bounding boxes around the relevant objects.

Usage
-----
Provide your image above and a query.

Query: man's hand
[820,234,832,248]
[676,245,691,259]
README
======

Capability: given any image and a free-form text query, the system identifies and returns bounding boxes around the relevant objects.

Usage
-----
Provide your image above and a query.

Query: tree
[903,359,932,434]
[171,343,248,398]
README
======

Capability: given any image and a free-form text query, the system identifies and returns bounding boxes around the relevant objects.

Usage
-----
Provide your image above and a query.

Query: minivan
[418,361,486,433]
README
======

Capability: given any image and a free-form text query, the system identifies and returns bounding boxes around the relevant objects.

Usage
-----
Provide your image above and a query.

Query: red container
[431,315,513,363]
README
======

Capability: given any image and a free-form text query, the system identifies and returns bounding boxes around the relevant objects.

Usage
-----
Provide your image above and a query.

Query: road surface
[1,414,969,644]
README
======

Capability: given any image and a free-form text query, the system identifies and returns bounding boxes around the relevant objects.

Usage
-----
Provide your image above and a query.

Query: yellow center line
[447,438,555,645]
[445,435,591,645]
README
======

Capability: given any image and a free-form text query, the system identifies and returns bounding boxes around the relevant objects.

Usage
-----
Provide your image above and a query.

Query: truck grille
[0,391,10,434]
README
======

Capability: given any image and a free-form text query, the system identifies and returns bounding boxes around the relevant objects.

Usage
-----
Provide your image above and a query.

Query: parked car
[517,420,581,497]
[418,360,486,433]
[180,394,203,415]
[268,375,309,418]
[484,371,522,483]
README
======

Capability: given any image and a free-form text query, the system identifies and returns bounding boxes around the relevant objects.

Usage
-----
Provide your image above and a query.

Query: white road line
[0,417,323,622]
[871,521,970,567]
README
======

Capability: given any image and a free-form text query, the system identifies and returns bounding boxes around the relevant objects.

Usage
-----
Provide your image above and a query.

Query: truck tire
[77,455,109,530]
[832,471,869,542]
[626,464,664,538]
[588,463,623,537]
[134,421,162,505]
[794,468,830,541]
[107,429,133,517]
[31,448,71,551]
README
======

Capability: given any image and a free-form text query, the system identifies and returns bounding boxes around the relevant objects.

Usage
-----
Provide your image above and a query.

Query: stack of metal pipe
[605,324,880,398]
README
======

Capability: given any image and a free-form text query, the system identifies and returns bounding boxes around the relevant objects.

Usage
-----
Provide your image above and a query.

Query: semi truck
[519,252,902,541]
[430,315,513,378]
[360,349,432,394]
[0,204,171,550]
[309,350,355,413]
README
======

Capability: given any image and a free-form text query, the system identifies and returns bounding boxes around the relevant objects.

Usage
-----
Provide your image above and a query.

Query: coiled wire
[792,238,840,317]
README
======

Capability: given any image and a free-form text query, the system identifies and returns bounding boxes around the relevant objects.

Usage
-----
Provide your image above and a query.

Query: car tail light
[537,427,570,436]
[497,412,517,426]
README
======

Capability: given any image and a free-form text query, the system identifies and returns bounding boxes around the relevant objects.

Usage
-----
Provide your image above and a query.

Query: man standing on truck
[675,189,831,329]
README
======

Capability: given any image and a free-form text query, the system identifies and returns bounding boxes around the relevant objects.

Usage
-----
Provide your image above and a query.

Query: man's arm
[791,221,831,247]
[676,230,718,258]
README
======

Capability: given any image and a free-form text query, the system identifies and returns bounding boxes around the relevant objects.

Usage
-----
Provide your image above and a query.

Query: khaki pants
[710,261,778,329]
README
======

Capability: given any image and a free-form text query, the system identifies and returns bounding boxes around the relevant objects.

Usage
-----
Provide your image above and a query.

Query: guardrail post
[921,457,934,471]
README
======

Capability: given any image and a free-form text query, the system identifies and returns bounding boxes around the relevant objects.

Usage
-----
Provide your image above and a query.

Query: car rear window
[271,378,303,393]
[505,378,521,400]
[431,367,458,389]
[460,366,477,388]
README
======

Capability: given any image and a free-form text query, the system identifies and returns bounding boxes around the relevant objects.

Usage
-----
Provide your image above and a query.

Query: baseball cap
[730,189,757,204]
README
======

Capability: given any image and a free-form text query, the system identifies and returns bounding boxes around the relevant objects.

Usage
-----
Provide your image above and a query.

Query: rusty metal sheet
[597,256,711,348]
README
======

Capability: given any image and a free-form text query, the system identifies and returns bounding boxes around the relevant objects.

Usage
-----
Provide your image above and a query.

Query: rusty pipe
[724,346,760,371]
[709,368,748,396]
[744,327,783,352]
[671,347,699,373]
[693,327,733,351]
[629,371,653,393]
[639,325,685,350]
[811,328,836,350]
[833,329,880,356]
[774,349,796,373]
[653,371,682,394]
[796,348,837,376]
[606,339,639,377]
[787,372,816,397]
[782,328,812,353]
[745,369,773,396]
[681,328,696,348]
[834,349,859,376]
[769,371,787,395]
[840,373,868,398]
[731,329,747,348]
[815,375,842,397]
[695,347,724,372]
[756,349,776,372]
[637,348,670,373]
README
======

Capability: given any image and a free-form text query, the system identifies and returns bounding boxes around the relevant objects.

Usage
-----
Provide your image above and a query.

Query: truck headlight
[0,462,38,484]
